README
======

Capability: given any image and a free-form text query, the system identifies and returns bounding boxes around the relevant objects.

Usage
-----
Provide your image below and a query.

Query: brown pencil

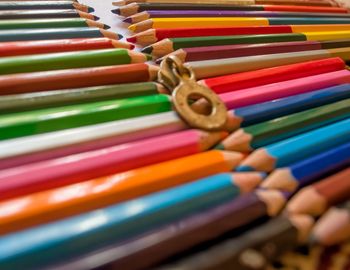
[310,200,350,246]
[287,168,350,216]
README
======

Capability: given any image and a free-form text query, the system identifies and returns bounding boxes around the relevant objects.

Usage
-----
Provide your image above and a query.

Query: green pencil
[0,18,109,30]
[0,82,166,113]
[0,49,150,75]
[0,94,172,140]
[216,99,350,152]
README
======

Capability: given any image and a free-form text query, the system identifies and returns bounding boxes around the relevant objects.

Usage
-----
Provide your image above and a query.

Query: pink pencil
[0,129,226,200]
[194,69,350,112]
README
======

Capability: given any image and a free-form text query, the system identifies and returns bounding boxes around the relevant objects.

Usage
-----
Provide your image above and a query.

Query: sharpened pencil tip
[94,15,100,20]
[142,46,153,54]
[123,17,132,23]
[259,172,268,179]
[145,54,153,61]
[88,7,95,12]
[118,34,123,39]
[214,143,225,150]
[111,9,120,15]
[126,36,136,43]
[104,24,111,30]
[235,165,254,172]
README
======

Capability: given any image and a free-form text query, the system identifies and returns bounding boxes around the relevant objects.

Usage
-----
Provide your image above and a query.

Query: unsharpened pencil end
[123,17,132,23]
[111,9,120,15]
[142,46,153,54]
[126,36,136,43]
[235,165,254,172]
[104,24,111,30]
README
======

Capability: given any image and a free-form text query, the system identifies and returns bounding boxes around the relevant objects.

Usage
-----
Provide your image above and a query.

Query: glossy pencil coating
[0,63,159,95]
[287,168,350,216]
[116,3,348,17]
[237,118,350,172]
[0,1,93,12]
[0,112,187,169]
[201,57,345,94]
[0,94,172,140]
[0,9,97,20]
[0,82,162,113]
[0,150,243,235]
[0,172,262,269]
[218,99,350,152]
[0,129,227,199]
[262,142,350,192]
[0,27,120,42]
[189,50,339,79]
[234,84,350,127]
[0,49,149,75]
[0,18,108,30]
[0,38,134,57]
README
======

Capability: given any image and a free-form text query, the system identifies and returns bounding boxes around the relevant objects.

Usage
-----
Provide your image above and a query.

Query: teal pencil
[236,118,350,172]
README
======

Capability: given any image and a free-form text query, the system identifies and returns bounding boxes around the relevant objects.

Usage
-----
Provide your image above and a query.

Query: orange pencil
[0,150,244,235]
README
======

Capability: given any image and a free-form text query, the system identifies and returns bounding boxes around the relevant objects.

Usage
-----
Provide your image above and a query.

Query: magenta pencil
[0,129,226,200]
[192,69,350,112]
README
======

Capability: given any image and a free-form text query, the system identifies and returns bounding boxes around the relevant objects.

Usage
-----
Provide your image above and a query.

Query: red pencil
[0,38,134,57]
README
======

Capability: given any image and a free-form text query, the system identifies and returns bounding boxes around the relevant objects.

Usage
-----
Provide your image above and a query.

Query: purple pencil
[124,10,350,24]
[48,190,288,270]
[157,39,350,63]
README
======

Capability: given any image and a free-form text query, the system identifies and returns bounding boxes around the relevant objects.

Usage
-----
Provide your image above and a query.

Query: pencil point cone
[88,7,95,12]
[94,15,100,20]
[214,143,225,150]
[111,9,120,15]
[118,34,123,39]
[142,46,153,54]
[126,36,136,43]
[104,24,111,30]
[128,24,136,32]
[129,43,135,49]
[123,17,132,23]
[235,165,254,172]
[145,54,153,61]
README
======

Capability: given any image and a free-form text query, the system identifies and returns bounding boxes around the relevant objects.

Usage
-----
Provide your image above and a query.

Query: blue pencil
[231,83,350,127]
[0,172,265,270]
[0,27,121,42]
[261,142,350,191]
[236,118,350,172]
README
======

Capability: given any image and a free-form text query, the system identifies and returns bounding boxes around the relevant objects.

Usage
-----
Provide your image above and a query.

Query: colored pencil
[0,49,150,75]
[261,142,350,191]
[0,94,172,140]
[0,111,187,169]
[0,63,159,95]
[0,173,264,270]
[200,57,345,93]
[189,50,350,79]
[0,82,165,113]
[0,9,98,20]
[216,99,350,152]
[193,69,350,112]
[0,27,121,42]
[115,0,335,7]
[125,10,350,24]
[311,200,350,246]
[0,18,109,30]
[0,129,227,200]
[229,84,350,127]
[0,38,134,57]
[0,150,243,235]
[0,1,93,12]
[287,168,350,216]
[163,39,350,63]
[160,214,314,270]
[129,25,350,45]
[129,18,350,33]
[143,32,350,57]
[115,3,348,17]
[236,118,350,172]
[47,189,284,270]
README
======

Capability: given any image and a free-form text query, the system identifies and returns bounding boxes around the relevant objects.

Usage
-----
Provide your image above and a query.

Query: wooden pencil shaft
[0,9,94,20]
[0,1,91,11]
[0,18,102,29]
